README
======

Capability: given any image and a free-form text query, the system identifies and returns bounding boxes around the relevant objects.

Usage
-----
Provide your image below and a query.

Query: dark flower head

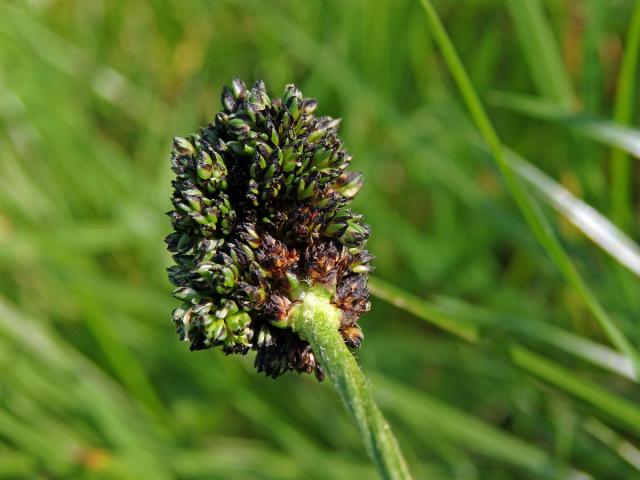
[166,79,372,380]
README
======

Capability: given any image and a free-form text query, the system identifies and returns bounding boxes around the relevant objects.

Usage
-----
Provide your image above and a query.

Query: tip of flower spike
[166,78,372,380]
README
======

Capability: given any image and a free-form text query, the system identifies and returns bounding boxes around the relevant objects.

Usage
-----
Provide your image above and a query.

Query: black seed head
[166,79,373,380]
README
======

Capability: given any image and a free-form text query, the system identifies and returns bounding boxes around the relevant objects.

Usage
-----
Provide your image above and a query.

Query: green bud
[282,84,302,109]
[302,99,318,114]
[339,221,369,247]
[282,145,301,172]
[307,118,341,143]
[256,325,274,348]
[288,98,300,120]
[297,179,316,200]
[335,171,363,199]
[184,189,203,212]
[192,301,213,316]
[173,287,200,302]
[173,137,196,156]
[226,311,250,333]
[231,78,246,97]
[324,222,346,237]
[270,125,279,145]
[215,300,238,319]
[229,118,249,132]
[214,265,238,294]
[311,148,332,169]
[265,162,277,179]
[197,151,213,179]
[207,318,227,342]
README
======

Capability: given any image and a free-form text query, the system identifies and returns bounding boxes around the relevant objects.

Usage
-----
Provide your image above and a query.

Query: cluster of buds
[166,79,372,380]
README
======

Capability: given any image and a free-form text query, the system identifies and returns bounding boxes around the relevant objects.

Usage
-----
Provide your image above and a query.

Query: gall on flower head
[166,79,372,380]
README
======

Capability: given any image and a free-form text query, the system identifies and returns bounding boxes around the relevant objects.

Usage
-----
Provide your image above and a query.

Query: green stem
[289,286,412,480]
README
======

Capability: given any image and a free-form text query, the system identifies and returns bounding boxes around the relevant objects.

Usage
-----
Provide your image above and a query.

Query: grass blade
[374,375,579,478]
[77,289,167,417]
[583,417,640,472]
[504,148,640,278]
[435,296,636,381]
[368,277,478,341]
[610,2,640,228]
[491,91,640,159]
[396,111,640,279]
[505,0,575,107]
[417,0,640,377]
[512,346,640,435]
[370,277,635,380]
[465,129,640,277]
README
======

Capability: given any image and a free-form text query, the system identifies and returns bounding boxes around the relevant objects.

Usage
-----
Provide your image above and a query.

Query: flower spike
[166,79,372,380]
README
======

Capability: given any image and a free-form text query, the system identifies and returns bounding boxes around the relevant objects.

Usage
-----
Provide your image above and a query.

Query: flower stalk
[289,285,412,480]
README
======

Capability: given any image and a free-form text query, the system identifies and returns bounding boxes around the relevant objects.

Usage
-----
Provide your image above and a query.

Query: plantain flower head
[166,79,372,380]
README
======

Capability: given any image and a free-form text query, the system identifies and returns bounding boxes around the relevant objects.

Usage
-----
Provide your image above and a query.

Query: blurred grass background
[1,0,640,478]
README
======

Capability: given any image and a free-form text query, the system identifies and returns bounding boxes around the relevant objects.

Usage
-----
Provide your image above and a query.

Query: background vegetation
[1,0,639,478]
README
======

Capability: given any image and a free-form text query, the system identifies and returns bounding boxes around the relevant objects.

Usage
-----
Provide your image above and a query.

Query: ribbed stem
[289,286,413,480]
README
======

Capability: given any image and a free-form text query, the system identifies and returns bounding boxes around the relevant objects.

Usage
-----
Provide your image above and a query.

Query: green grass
[610,1,640,230]
[1,0,640,478]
